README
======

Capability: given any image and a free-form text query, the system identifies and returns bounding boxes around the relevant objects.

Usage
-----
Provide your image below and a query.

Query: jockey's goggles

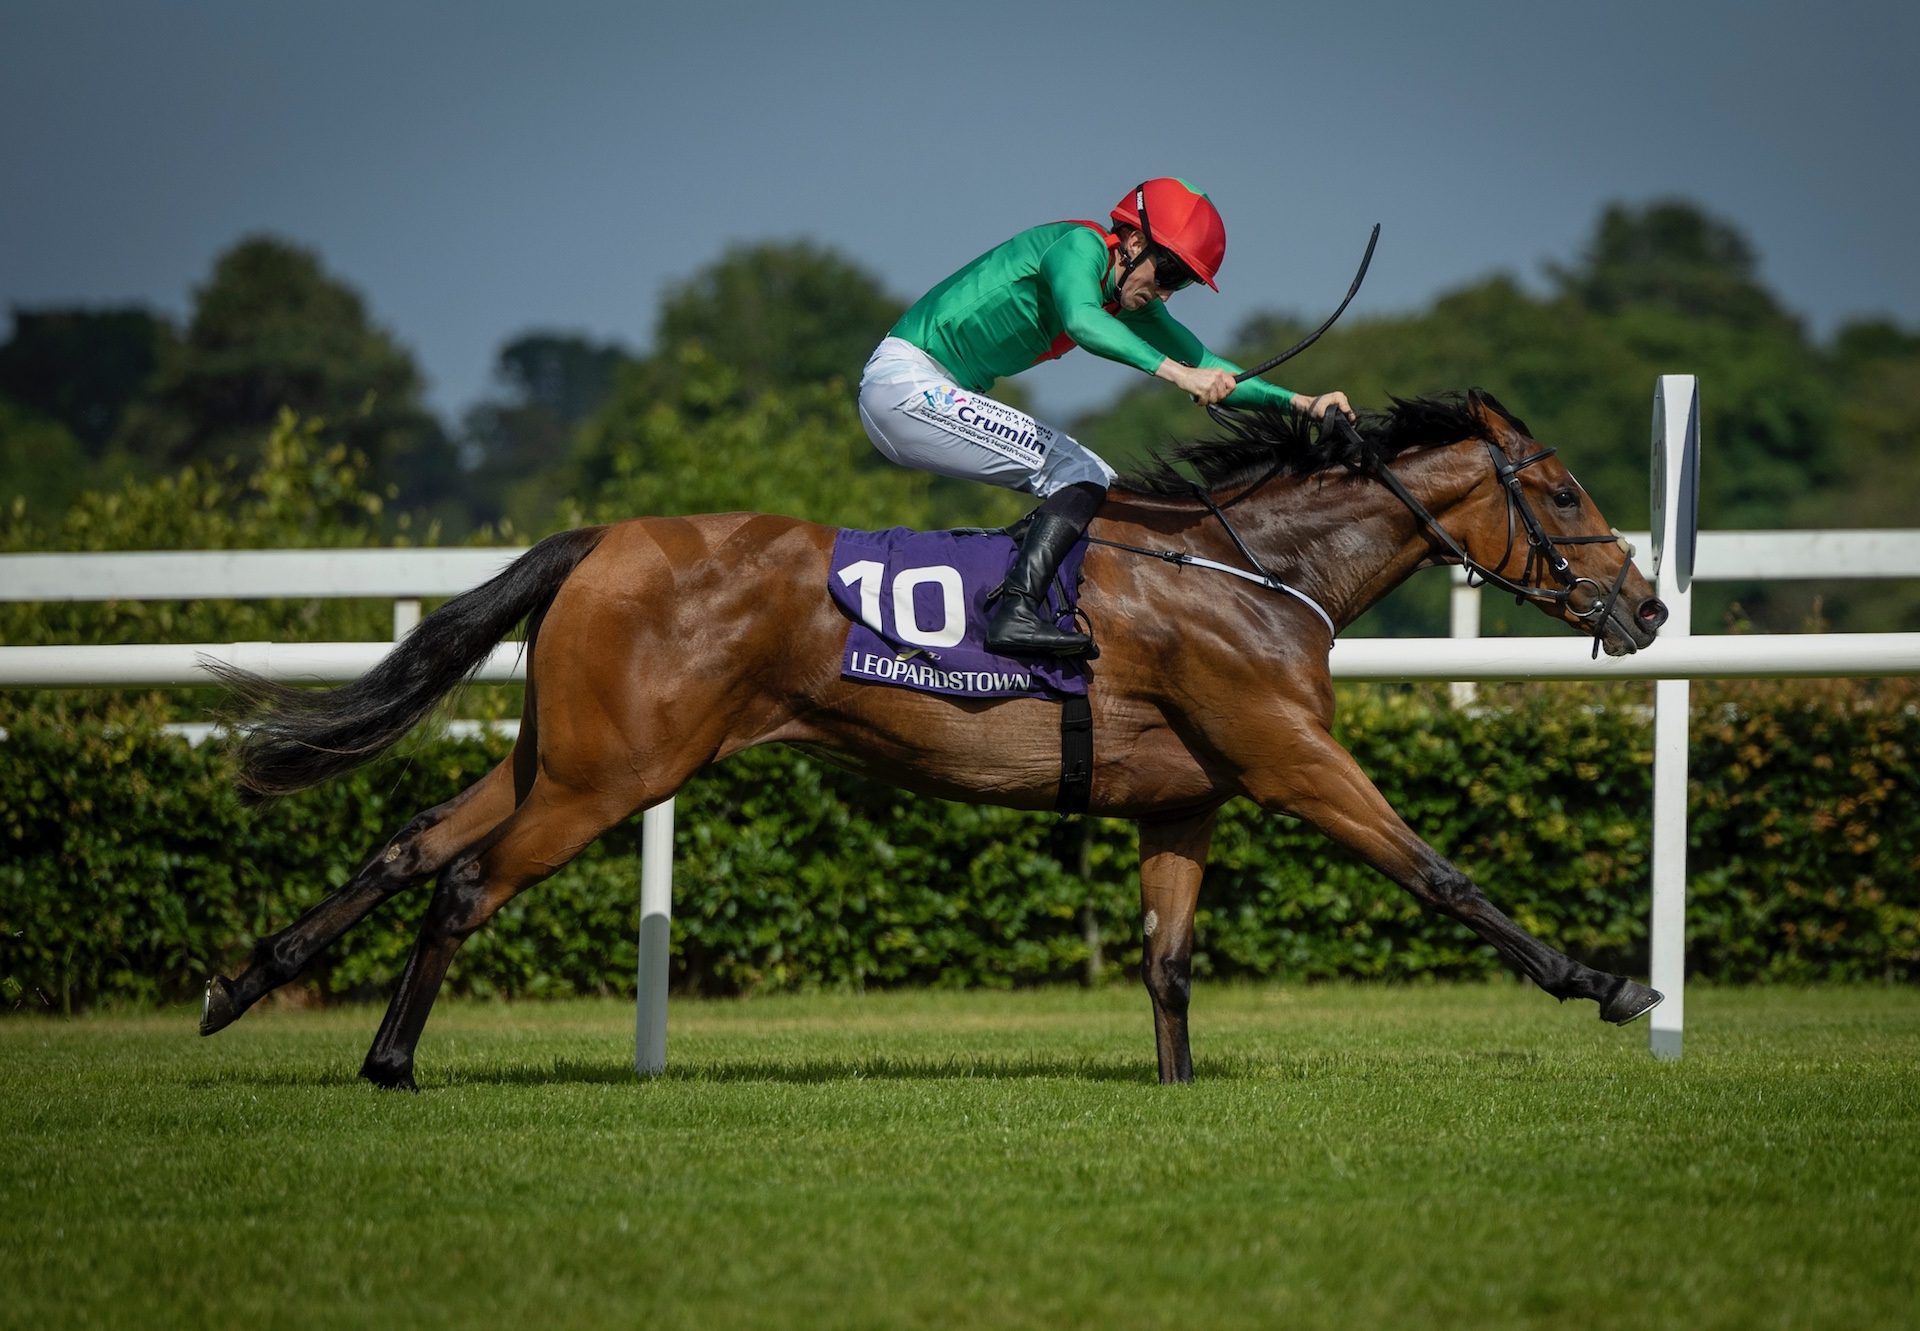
[1149,246,1197,292]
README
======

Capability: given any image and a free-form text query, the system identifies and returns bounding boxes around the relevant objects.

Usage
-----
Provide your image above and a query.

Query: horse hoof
[359,1057,419,1093]
[1601,979,1664,1025]
[199,975,240,1036]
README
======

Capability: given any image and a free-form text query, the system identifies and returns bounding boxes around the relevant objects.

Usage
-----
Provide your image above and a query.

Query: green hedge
[3,679,1916,1012]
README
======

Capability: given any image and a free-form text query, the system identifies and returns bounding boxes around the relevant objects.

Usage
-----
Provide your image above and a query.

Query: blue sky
[3,0,1915,423]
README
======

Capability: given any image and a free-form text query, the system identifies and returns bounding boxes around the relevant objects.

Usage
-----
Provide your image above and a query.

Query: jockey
[859,177,1355,659]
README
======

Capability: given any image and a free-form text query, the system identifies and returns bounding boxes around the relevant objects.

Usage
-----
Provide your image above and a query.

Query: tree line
[3,200,1916,635]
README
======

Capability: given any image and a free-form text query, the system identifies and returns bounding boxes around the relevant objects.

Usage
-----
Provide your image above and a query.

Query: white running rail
[4,376,1919,1066]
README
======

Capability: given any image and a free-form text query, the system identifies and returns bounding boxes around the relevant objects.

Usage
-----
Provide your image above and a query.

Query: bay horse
[202,390,1668,1089]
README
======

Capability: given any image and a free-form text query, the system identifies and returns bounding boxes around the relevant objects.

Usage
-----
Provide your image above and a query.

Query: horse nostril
[1639,599,1669,629]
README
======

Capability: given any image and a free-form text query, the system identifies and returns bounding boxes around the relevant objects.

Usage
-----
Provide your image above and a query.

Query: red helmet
[1110,178,1226,291]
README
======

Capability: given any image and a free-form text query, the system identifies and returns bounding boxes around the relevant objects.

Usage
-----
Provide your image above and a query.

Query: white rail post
[392,598,421,640]
[635,799,674,1075]
[1649,375,1700,1060]
[1448,567,1481,708]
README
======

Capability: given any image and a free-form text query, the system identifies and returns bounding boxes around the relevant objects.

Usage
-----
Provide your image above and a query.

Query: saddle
[827,525,1091,701]
[828,523,1096,814]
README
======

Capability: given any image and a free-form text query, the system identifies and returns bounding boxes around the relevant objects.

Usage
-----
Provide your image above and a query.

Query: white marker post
[1648,375,1700,1060]
[1448,566,1480,708]
[635,799,674,1075]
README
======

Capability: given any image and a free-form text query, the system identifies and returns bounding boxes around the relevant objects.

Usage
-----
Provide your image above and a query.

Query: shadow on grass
[189,1049,1550,1091]
[454,1053,1166,1086]
[187,1054,1157,1089]
[188,1067,369,1090]
[447,1047,1547,1087]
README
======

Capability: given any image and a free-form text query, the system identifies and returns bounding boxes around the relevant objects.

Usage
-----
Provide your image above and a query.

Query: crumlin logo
[921,383,966,413]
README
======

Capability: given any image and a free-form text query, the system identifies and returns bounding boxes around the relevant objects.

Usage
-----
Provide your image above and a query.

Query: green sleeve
[1123,304,1298,410]
[1035,228,1167,377]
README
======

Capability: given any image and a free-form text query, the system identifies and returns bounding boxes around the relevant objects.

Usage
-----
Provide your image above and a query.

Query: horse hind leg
[199,758,519,1036]
[357,773,653,1091]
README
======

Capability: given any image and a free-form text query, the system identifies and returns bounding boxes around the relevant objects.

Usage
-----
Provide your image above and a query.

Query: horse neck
[1227,442,1493,630]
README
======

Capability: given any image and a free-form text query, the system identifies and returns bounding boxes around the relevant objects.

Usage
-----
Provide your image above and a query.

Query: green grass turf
[3,984,1917,1330]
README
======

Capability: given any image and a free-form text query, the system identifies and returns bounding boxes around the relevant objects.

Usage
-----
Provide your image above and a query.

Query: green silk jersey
[887,222,1296,409]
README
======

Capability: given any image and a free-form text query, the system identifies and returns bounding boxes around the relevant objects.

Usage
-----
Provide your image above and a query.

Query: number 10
[837,560,967,648]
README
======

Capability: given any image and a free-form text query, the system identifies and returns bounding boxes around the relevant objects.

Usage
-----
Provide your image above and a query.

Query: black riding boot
[986,511,1093,658]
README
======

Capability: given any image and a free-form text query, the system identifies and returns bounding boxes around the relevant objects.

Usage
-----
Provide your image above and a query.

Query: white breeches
[856,337,1116,498]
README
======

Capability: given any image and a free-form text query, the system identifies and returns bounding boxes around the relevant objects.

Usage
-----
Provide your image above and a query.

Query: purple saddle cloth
[828,526,1090,699]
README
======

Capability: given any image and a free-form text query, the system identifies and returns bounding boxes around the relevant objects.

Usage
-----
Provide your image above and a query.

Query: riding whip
[1234,223,1381,382]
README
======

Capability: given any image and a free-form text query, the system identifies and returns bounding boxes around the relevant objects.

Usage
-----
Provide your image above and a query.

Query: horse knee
[1142,952,1191,1016]
[1422,860,1485,915]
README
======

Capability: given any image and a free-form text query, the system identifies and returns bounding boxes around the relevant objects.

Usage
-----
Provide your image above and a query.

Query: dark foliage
[5,680,1914,1012]
[0,306,176,451]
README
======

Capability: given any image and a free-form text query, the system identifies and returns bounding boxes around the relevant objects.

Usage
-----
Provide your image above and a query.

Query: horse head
[1112,392,1666,655]
[1419,390,1666,656]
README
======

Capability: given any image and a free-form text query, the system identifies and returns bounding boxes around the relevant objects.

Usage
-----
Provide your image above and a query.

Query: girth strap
[1057,694,1093,814]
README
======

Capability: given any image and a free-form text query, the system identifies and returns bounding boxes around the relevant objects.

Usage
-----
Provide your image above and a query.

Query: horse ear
[1466,389,1535,443]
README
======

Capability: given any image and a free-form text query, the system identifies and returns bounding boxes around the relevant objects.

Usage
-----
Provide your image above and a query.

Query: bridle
[1095,411,1636,659]
[1329,413,1636,659]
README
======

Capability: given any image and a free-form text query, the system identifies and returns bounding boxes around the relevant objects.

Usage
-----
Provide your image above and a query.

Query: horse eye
[1553,488,1580,509]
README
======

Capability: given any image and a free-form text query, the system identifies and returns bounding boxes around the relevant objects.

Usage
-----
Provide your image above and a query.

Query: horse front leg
[1242,727,1660,1024]
[1137,808,1218,1084]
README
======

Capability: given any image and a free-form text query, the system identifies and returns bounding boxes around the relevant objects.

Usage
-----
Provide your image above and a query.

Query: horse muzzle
[1596,595,1667,656]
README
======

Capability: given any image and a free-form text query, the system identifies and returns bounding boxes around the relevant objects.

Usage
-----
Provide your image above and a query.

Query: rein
[1087,526,1337,644]
[1089,452,1336,642]
[1105,222,1375,613]
[1089,225,1384,638]
[1323,415,1633,659]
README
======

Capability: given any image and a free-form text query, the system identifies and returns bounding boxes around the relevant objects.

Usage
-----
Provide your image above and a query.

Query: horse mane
[1115,391,1532,499]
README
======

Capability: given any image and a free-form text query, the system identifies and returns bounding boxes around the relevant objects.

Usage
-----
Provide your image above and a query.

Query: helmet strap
[1111,183,1153,300]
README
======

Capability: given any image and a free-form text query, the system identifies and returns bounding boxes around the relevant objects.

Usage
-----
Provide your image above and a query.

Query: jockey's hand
[1298,391,1357,423]
[1157,361,1238,406]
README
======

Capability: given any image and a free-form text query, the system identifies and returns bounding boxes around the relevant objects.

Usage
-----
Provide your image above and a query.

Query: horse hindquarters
[353,520,799,1087]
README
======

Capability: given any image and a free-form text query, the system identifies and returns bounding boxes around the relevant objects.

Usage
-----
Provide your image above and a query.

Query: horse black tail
[207,526,608,802]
